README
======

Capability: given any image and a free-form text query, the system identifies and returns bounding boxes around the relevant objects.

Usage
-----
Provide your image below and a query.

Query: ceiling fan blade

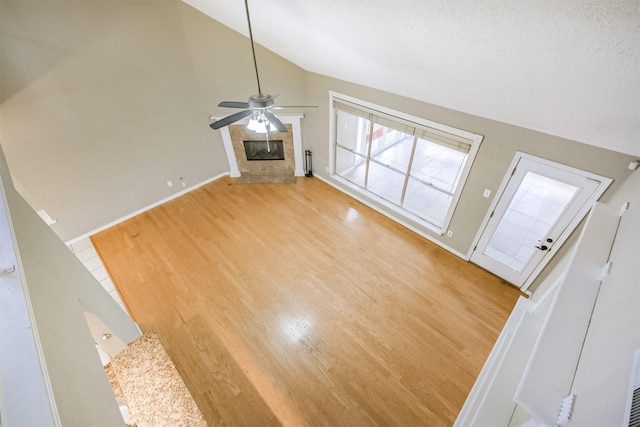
[209,110,253,130]
[263,111,288,132]
[218,101,250,108]
[272,105,318,109]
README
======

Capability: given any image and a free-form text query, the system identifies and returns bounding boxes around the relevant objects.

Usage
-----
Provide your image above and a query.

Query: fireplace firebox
[243,140,285,161]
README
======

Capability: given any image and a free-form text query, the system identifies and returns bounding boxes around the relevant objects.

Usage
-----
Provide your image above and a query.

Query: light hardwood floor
[92,176,522,426]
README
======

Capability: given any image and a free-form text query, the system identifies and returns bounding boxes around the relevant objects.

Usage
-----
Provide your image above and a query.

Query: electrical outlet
[446,230,454,237]
[167,180,173,187]
[325,166,329,173]
[181,181,187,188]
[482,189,492,198]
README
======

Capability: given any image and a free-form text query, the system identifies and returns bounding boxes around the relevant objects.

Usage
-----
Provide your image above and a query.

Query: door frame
[467,152,612,293]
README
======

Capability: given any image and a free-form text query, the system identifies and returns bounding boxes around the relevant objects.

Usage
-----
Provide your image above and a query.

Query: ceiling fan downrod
[209,0,316,132]
[244,0,262,96]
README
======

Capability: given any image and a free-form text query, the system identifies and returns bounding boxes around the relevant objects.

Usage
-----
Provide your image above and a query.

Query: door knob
[535,245,549,251]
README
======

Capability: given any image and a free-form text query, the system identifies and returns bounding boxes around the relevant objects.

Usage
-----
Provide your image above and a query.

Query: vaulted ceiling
[186,0,639,156]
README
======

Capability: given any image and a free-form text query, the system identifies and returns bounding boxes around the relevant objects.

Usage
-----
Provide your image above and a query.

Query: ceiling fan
[209,0,314,133]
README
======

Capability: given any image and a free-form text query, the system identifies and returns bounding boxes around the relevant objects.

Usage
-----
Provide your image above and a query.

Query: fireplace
[243,140,285,161]
[215,114,305,184]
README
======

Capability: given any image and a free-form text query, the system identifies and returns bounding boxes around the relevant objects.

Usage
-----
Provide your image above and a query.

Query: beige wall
[0,0,307,241]
[301,73,636,258]
[0,144,140,425]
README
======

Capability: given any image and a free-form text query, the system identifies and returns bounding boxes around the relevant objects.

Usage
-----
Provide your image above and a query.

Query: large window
[330,93,482,233]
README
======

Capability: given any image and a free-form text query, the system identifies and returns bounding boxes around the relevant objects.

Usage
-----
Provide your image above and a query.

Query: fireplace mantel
[215,114,304,178]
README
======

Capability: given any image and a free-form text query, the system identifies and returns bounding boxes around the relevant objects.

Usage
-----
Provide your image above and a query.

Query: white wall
[509,169,640,426]
[0,143,140,425]
[460,168,640,427]
[568,169,640,425]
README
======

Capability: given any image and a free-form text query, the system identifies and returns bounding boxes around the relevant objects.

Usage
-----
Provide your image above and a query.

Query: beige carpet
[108,331,207,427]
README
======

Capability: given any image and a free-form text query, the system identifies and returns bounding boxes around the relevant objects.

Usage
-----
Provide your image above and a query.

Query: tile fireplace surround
[216,114,304,184]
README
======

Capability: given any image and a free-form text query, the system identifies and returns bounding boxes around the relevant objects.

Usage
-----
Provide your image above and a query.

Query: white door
[470,154,611,290]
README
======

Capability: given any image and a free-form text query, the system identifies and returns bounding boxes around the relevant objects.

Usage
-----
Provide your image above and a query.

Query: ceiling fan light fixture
[247,111,270,134]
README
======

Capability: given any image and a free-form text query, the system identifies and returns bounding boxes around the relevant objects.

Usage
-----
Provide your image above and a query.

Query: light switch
[482,189,492,198]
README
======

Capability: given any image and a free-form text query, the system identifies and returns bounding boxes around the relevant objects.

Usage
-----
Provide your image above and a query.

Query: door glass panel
[483,172,578,272]
[335,147,366,187]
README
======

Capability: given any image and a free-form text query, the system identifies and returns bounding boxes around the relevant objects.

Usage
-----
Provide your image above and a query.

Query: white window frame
[328,91,483,235]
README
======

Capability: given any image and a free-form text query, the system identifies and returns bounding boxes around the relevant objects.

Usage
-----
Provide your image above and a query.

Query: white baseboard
[65,172,229,246]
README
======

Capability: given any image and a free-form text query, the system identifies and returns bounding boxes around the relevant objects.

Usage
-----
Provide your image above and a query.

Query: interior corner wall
[301,72,636,257]
[0,144,138,425]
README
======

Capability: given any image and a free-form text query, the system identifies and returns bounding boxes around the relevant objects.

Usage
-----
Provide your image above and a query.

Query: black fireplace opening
[243,140,285,161]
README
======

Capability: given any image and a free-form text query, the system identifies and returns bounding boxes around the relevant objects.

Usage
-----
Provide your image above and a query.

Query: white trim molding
[467,151,613,292]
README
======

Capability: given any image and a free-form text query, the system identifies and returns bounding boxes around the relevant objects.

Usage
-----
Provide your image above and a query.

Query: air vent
[626,349,640,427]
[631,388,640,427]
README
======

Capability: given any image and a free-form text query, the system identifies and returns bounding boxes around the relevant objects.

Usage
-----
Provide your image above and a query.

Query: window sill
[327,174,446,236]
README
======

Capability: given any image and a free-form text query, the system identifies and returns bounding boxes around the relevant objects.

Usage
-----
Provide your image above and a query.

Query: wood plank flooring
[91,176,522,426]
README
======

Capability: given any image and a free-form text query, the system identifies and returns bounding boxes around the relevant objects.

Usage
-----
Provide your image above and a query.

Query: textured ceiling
[185,0,640,156]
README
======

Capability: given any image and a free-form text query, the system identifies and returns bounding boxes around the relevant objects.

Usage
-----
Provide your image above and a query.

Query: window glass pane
[411,138,467,194]
[336,110,369,156]
[335,146,366,187]
[403,177,452,227]
[370,131,414,172]
[366,162,405,205]
[370,124,405,154]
